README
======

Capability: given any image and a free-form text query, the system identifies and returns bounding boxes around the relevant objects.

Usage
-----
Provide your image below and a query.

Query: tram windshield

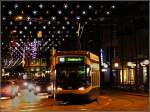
[56,63,91,89]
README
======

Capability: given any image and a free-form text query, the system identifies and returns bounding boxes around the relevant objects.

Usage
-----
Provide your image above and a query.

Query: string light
[106,11,110,15]
[58,10,62,15]
[24,26,28,30]
[34,26,37,29]
[52,4,55,8]
[29,21,32,25]
[14,4,19,9]
[64,4,68,9]
[66,21,70,25]
[2,2,125,56]
[8,10,12,15]
[2,17,6,20]
[10,21,13,25]
[26,16,31,21]
[111,5,116,9]
[57,30,61,34]
[82,10,86,15]
[46,10,49,14]
[48,21,51,25]
[51,16,56,21]
[19,31,23,34]
[62,26,66,30]
[27,4,31,8]
[43,26,46,29]
[76,16,80,20]
[88,5,92,9]
[39,4,43,9]
[33,10,37,15]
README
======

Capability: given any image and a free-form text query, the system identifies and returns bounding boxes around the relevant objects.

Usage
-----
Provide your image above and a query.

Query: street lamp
[127,62,132,67]
[127,62,136,68]
[114,62,119,68]
[103,63,108,68]
[15,16,23,21]
[144,59,149,65]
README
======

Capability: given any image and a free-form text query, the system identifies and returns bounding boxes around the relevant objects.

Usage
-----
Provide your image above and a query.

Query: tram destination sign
[59,57,84,63]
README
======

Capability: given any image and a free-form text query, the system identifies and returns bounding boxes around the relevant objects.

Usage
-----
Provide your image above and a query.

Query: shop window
[143,67,147,83]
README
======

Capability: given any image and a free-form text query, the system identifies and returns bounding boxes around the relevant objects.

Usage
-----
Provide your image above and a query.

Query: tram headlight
[47,86,52,91]
[57,87,62,91]
[23,82,28,86]
[35,86,40,92]
[87,67,90,74]
[78,87,85,91]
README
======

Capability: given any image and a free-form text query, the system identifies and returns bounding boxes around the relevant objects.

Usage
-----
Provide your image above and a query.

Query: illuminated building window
[143,67,147,83]
[36,68,40,71]
[120,68,130,84]
[31,68,34,71]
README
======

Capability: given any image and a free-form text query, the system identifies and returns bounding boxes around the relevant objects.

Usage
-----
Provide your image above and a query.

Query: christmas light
[8,10,12,15]
[14,4,19,9]
[39,4,43,9]
[58,10,62,15]
[33,10,37,15]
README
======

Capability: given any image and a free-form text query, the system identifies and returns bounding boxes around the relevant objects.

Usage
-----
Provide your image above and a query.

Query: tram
[52,51,100,101]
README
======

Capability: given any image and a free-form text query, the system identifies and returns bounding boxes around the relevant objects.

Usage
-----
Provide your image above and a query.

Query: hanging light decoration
[37,31,42,38]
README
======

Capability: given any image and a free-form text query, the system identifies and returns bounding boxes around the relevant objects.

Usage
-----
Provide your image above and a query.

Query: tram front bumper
[56,93,89,101]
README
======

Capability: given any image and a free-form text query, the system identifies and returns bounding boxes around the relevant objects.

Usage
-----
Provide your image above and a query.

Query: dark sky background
[1,1,149,69]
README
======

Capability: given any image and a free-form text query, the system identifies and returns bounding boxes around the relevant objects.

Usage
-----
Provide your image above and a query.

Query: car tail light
[35,86,40,92]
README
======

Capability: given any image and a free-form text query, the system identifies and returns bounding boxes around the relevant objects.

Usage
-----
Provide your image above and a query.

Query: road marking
[103,102,110,106]
[0,97,10,100]
[80,108,88,111]
[100,96,108,99]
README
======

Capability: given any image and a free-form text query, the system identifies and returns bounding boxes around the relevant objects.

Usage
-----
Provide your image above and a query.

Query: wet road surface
[0,89,149,112]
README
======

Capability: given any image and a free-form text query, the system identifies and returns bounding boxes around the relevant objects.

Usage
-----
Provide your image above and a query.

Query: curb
[125,92,149,97]
[100,90,149,97]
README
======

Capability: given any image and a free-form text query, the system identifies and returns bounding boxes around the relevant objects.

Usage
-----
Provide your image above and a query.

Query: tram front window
[56,63,91,89]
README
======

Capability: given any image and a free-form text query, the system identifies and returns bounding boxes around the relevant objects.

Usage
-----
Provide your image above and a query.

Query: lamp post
[114,62,119,87]
[76,22,84,50]
[50,47,56,101]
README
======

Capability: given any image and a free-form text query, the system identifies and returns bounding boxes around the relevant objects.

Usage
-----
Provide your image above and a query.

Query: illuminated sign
[66,57,83,62]
[100,49,104,66]
[59,57,84,63]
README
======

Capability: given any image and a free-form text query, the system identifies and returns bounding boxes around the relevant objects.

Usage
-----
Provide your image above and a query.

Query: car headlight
[47,86,52,91]
[28,84,34,89]
[4,86,11,93]
[57,87,62,91]
[78,87,85,91]
[23,82,28,86]
[35,86,40,92]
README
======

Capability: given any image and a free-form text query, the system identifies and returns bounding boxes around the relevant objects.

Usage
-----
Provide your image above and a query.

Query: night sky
[1,1,149,69]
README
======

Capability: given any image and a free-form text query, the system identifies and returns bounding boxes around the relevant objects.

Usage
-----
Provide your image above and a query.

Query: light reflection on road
[0,89,41,111]
[0,90,148,111]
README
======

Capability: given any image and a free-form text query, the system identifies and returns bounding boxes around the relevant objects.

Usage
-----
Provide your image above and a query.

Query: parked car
[0,80,19,99]
[34,77,53,97]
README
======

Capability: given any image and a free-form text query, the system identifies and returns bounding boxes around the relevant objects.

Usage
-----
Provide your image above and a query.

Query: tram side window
[92,70,97,86]
[92,69,100,86]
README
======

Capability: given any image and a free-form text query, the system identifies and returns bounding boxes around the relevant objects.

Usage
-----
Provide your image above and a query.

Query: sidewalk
[100,89,149,97]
